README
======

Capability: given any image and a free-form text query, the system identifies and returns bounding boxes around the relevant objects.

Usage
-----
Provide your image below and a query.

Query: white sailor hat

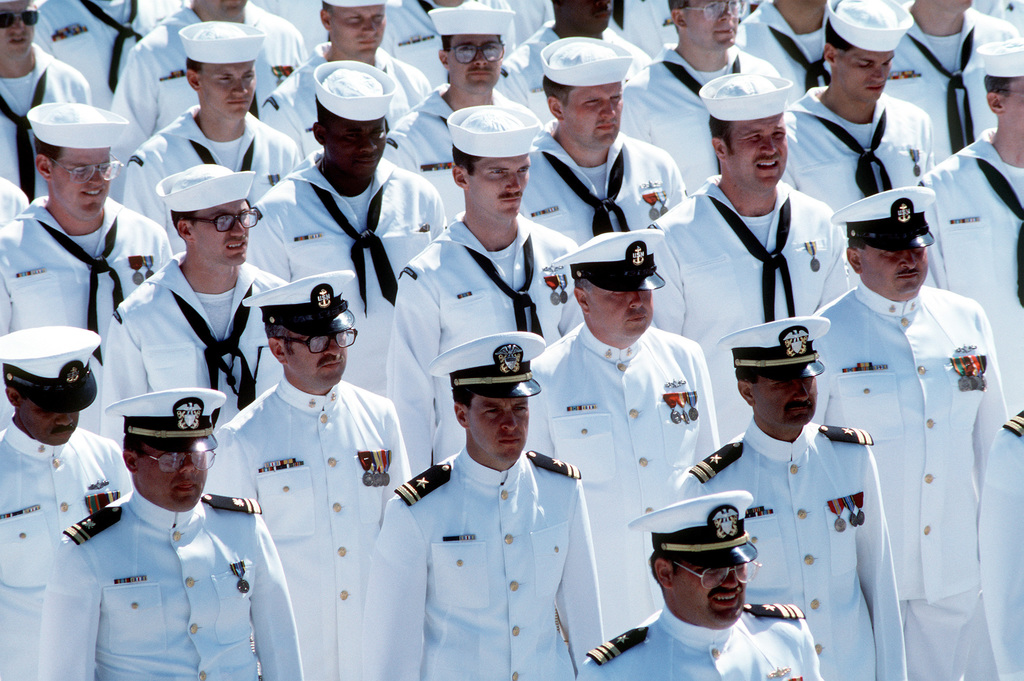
[0,327,100,413]
[314,60,395,121]
[978,38,1024,78]
[832,186,935,250]
[628,491,757,568]
[244,271,357,336]
[179,22,265,64]
[826,0,912,52]
[719,316,831,381]
[324,0,399,6]
[429,0,514,37]
[28,103,128,149]
[429,332,545,399]
[156,165,255,212]
[107,388,226,452]
[700,74,794,121]
[552,231,665,291]
[541,37,634,87]
[448,105,540,157]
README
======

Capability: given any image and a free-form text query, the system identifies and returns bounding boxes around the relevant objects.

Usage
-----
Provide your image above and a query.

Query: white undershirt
[922,32,962,72]
[337,184,374,233]
[846,120,876,148]
[488,239,520,289]
[743,211,776,247]
[1001,162,1024,197]
[67,228,105,257]
[693,64,731,85]
[794,27,824,57]
[578,162,608,199]
[0,73,35,115]
[194,289,236,340]
[207,137,246,171]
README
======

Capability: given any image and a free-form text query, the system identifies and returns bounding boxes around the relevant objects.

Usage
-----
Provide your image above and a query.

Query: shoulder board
[688,441,743,483]
[395,463,452,506]
[63,506,122,545]
[587,626,649,665]
[526,451,581,479]
[386,137,399,149]
[127,155,143,167]
[818,425,873,446]
[1002,410,1024,437]
[400,265,417,280]
[744,603,805,619]
[201,494,262,514]
[264,96,279,111]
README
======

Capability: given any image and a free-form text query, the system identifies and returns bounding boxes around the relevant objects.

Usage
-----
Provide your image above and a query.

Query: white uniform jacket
[110,4,305,163]
[605,0,678,58]
[784,89,935,210]
[262,45,431,158]
[522,129,685,246]
[526,324,720,634]
[362,450,604,681]
[206,379,411,681]
[738,1,827,99]
[250,154,444,395]
[0,424,129,681]
[38,491,304,681]
[815,285,1007,602]
[248,0,323,56]
[654,181,849,437]
[621,46,779,193]
[680,421,906,681]
[0,175,26,223]
[100,257,285,440]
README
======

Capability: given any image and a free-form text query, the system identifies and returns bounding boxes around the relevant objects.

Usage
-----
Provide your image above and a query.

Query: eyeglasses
[147,450,216,473]
[447,41,504,64]
[189,208,262,232]
[0,10,39,28]
[275,329,358,353]
[47,156,122,184]
[675,560,761,589]
[682,0,747,20]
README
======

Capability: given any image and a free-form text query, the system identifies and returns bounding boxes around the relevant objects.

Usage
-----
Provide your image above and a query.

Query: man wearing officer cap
[101,165,284,440]
[577,491,824,680]
[38,387,304,681]
[388,104,579,473]
[0,326,130,681]
[251,61,443,395]
[123,22,300,252]
[655,73,848,437]
[365,331,603,681]
[526,230,720,634]
[815,187,1006,681]
[681,315,905,681]
[784,0,935,210]
[206,270,410,681]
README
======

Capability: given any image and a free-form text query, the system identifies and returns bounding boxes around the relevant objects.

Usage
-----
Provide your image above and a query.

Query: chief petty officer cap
[107,388,227,453]
[448,105,541,157]
[978,38,1024,78]
[429,331,546,399]
[179,21,265,64]
[700,73,794,121]
[541,37,633,87]
[719,316,831,381]
[429,0,514,38]
[314,60,396,122]
[552,230,665,292]
[832,186,935,251]
[628,490,757,569]
[156,164,256,212]
[826,0,912,52]
[244,270,358,337]
[0,327,101,414]
[27,103,128,149]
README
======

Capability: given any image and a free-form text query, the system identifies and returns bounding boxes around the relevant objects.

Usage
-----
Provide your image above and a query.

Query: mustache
[50,424,76,434]
[785,399,813,411]
[317,354,342,368]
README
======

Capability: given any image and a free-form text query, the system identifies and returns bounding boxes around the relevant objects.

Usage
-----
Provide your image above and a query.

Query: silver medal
[559,290,568,304]
[855,510,865,526]
[145,268,154,279]
[550,291,561,305]
[913,164,921,177]
[649,207,660,220]
[237,578,250,593]
[959,376,971,391]
[362,471,373,486]
[810,257,820,272]
[132,271,144,285]
[381,472,390,486]
[670,409,682,424]
[688,407,699,421]
[834,517,846,532]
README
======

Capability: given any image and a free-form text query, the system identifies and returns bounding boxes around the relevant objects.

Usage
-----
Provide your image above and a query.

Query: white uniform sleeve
[204,425,260,498]
[555,481,604,670]
[819,219,851,307]
[110,47,159,162]
[247,199,293,280]
[122,156,171,231]
[38,540,102,681]
[261,95,306,152]
[971,307,1008,491]
[690,342,721,456]
[383,128,420,174]
[251,514,305,681]
[380,400,412,519]
[99,310,151,441]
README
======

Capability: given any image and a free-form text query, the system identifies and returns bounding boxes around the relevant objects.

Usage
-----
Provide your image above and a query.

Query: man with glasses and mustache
[205,270,409,681]
[100,165,284,440]
[38,387,304,681]
[577,491,824,680]
[682,315,906,681]
[0,327,130,681]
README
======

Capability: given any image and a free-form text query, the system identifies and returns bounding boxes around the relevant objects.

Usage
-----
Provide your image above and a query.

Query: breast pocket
[682,256,744,314]
[212,566,254,644]
[945,359,985,430]
[431,541,489,610]
[256,467,315,538]
[9,272,68,327]
[550,413,616,482]
[531,522,569,599]
[825,499,859,576]
[835,371,903,441]
[744,514,788,591]
[140,343,202,391]
[0,511,53,587]
[101,583,166,652]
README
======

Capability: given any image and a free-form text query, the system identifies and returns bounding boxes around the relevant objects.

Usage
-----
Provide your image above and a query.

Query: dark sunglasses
[0,10,39,28]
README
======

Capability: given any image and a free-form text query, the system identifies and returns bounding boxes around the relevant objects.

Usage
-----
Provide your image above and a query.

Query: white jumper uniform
[738,1,828,100]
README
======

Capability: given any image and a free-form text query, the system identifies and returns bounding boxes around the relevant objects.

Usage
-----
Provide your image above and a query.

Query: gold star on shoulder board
[415,477,430,489]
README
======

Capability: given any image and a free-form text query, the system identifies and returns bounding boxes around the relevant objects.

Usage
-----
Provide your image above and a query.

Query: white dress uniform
[262,45,431,158]
[738,2,829,98]
[784,89,935,210]
[654,181,849,437]
[0,424,129,681]
[0,176,27,224]
[605,0,677,58]
[681,421,907,681]
[387,218,580,473]
[249,154,444,394]
[34,0,183,109]
[110,3,305,164]
[621,46,779,193]
[526,324,719,634]
[887,11,1017,162]
[99,258,285,440]
[249,0,325,55]
[496,23,651,123]
[205,379,411,681]
[122,108,301,252]
[362,449,604,681]
[38,491,303,681]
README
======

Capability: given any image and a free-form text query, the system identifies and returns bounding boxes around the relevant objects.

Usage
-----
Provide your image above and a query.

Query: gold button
[639,457,648,467]
[510,581,519,591]
[924,525,931,535]
[901,317,909,327]
[200,672,207,681]
[131,602,138,610]
[60,502,68,512]
[863,388,870,394]
[37,445,44,453]
[617,362,627,371]
[320,414,328,424]
[52,459,61,469]
[505,534,513,544]
[804,554,814,565]
[790,464,799,474]
[456,560,463,567]
[173,531,182,542]
[927,419,935,428]
[918,366,926,375]
[751,536,758,544]
[581,428,588,435]
[815,644,823,655]
[190,624,198,634]
[501,490,508,500]
[340,591,349,600]
[186,577,195,588]
[337,547,347,557]
[512,625,520,636]
[629,408,639,418]
[333,502,342,512]
[18,532,26,539]
[712,648,721,659]
[512,673,519,681]
[925,474,934,484]
[328,458,337,467]
[798,509,807,519]
[811,599,820,610]
[283,486,290,493]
